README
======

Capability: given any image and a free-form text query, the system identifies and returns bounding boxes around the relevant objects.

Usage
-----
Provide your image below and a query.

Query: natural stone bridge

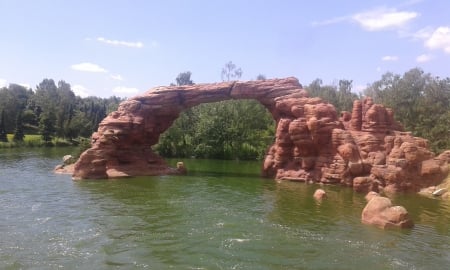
[73,77,450,192]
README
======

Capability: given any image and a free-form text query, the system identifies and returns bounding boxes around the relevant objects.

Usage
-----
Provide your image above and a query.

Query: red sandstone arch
[72,77,450,193]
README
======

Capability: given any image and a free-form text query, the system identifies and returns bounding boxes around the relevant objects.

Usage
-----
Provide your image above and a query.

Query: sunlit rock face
[73,77,450,192]
[361,196,413,229]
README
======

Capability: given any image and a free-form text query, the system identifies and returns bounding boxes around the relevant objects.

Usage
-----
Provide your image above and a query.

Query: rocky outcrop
[361,195,413,229]
[72,77,450,192]
[264,95,449,192]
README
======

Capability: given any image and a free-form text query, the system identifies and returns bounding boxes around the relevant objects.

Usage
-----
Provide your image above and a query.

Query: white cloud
[71,62,107,73]
[97,37,144,48]
[112,86,140,95]
[381,55,399,61]
[72,84,90,97]
[412,27,434,40]
[424,26,450,54]
[416,54,432,63]
[110,74,124,81]
[352,8,418,31]
[0,78,8,88]
[312,7,418,32]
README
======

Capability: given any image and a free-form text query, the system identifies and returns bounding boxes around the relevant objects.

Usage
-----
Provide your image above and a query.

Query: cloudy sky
[1,0,449,97]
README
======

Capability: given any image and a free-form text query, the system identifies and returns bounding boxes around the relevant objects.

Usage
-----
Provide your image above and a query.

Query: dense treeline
[156,99,275,160]
[1,67,449,157]
[0,79,124,145]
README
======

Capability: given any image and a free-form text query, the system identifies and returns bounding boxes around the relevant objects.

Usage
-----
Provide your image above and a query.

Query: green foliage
[365,68,450,153]
[0,109,8,142]
[13,111,24,142]
[221,61,243,82]
[39,112,56,145]
[0,78,124,148]
[155,99,275,160]
[306,79,358,113]
[176,71,194,86]
[71,138,92,160]
[0,134,82,148]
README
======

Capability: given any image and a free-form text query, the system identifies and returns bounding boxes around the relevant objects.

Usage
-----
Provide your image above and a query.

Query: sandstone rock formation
[72,77,450,192]
[361,196,413,229]
[313,189,327,200]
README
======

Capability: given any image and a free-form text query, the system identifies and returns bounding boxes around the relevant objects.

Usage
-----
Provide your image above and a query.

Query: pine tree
[0,109,8,142]
[39,112,56,145]
[13,111,24,142]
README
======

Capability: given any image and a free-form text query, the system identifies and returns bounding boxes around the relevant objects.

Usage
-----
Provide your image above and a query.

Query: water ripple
[1,150,449,269]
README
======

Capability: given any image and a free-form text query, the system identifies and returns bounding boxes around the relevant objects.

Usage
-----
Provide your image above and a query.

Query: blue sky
[1,0,449,98]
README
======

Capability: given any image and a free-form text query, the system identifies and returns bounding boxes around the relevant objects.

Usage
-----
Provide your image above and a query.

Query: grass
[0,134,78,148]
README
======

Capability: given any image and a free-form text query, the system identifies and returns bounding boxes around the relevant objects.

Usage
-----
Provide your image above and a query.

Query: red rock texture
[72,77,450,192]
[361,196,413,229]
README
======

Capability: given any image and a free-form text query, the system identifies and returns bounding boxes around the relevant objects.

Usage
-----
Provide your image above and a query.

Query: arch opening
[154,99,276,161]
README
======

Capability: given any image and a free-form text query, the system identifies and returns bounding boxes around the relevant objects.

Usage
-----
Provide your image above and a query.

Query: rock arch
[73,77,450,192]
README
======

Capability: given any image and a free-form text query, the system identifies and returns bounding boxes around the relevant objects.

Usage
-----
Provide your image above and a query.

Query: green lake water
[0,148,449,269]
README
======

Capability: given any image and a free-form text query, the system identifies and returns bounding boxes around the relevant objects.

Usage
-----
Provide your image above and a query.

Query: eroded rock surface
[73,77,450,192]
[361,196,413,229]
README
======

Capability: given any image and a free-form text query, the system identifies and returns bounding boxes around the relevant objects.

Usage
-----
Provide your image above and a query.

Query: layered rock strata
[73,77,450,192]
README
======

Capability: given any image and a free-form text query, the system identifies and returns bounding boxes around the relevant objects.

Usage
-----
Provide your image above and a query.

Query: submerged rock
[54,163,75,175]
[176,161,187,174]
[361,196,413,229]
[313,189,327,200]
[63,155,74,165]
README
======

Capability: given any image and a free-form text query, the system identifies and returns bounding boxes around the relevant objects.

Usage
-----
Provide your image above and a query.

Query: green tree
[256,74,267,80]
[0,109,8,142]
[221,61,243,82]
[13,111,24,142]
[337,79,357,112]
[0,84,31,132]
[157,71,197,157]
[176,71,194,86]
[306,78,357,113]
[156,68,275,160]
[55,80,76,138]
[39,112,56,145]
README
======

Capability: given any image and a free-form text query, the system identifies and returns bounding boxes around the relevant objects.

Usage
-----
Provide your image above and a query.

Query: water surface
[1,149,449,269]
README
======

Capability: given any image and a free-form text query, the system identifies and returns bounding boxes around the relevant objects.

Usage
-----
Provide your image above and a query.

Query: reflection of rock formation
[73,77,450,192]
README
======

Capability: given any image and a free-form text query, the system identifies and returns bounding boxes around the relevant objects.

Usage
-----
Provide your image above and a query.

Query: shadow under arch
[73,77,306,179]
